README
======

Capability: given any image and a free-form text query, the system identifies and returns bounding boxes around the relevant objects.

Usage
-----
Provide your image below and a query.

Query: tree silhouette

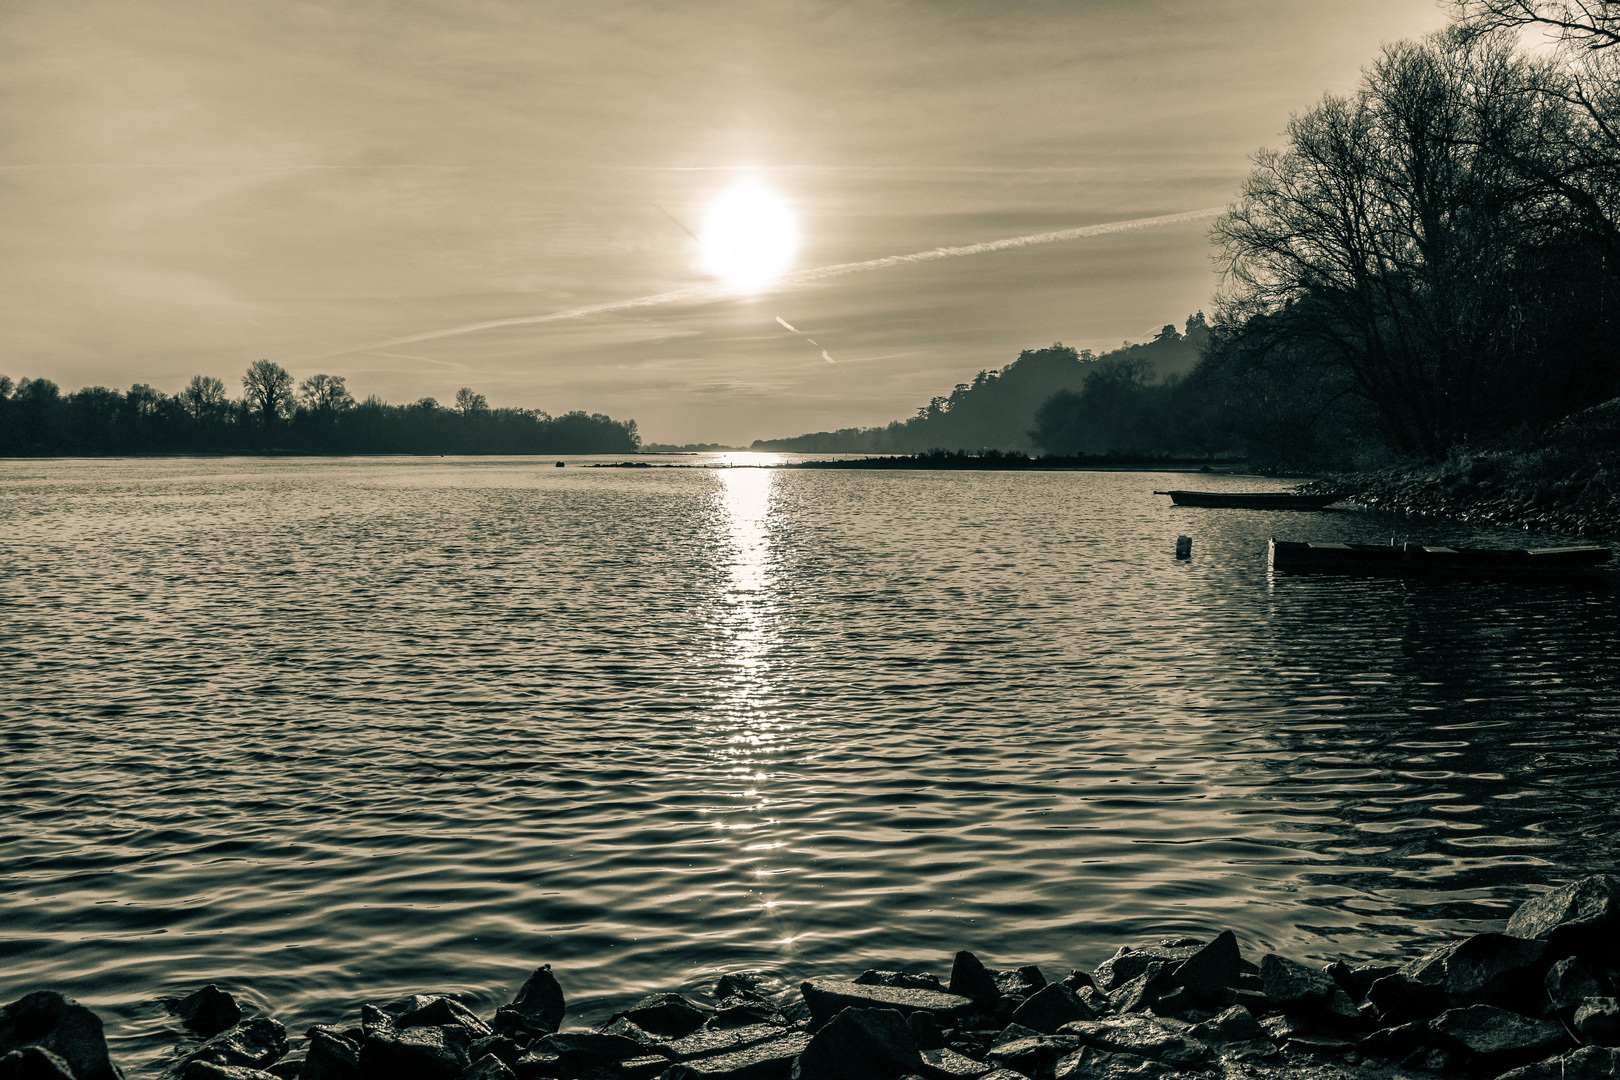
[242,360,294,426]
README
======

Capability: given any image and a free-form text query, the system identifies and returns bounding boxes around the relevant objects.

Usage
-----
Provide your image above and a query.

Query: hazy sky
[2,1,1450,444]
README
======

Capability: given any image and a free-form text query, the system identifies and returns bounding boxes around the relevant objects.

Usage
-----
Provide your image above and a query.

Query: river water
[2,455,1617,1073]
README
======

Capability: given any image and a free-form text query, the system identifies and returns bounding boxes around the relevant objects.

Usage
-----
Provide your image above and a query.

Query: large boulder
[1055,1017,1211,1069]
[1257,954,1334,1012]
[1105,965,1173,1017]
[853,972,942,992]
[0,1047,77,1080]
[1573,997,1620,1045]
[167,987,242,1039]
[300,1027,360,1080]
[946,953,998,1007]
[605,994,707,1039]
[1364,973,1449,1026]
[798,982,973,1030]
[393,999,491,1039]
[357,1024,471,1080]
[1545,957,1611,1015]
[1092,944,1201,994]
[1169,931,1244,1000]
[490,966,564,1046]
[0,991,124,1080]
[789,1007,921,1080]
[166,1018,287,1078]
[1506,875,1620,963]
[1429,1004,1568,1070]
[1402,932,1548,1011]
[1188,1005,1266,1045]
[986,1034,1080,1075]
[666,1032,808,1079]
[1008,985,1094,1034]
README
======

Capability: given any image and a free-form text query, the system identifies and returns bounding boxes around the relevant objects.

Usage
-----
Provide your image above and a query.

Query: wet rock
[396,999,494,1039]
[1574,997,1620,1045]
[1506,874,1620,962]
[1496,1045,1620,1080]
[1257,954,1335,1013]
[612,1055,670,1079]
[1357,1020,1432,1062]
[169,1018,288,1078]
[1059,971,1095,994]
[854,973,942,993]
[533,1031,649,1071]
[1108,964,1173,1015]
[985,1034,1079,1075]
[1430,1004,1567,1068]
[1403,932,1548,1011]
[663,1032,808,1080]
[458,1054,514,1080]
[1257,1013,1354,1056]
[1169,930,1243,1000]
[1546,957,1611,1015]
[1363,972,1448,1026]
[992,968,1044,1000]
[168,987,243,1039]
[916,1047,989,1078]
[799,982,974,1031]
[1074,988,1113,1018]
[0,991,125,1080]
[0,1047,77,1080]
[491,967,566,1046]
[359,1025,471,1080]
[301,1027,361,1080]
[1007,985,1094,1034]
[1052,1046,1172,1079]
[643,1022,786,1063]
[467,1036,520,1070]
[1092,945,1200,994]
[605,995,707,1040]
[790,1007,922,1080]
[904,1013,941,1052]
[1056,1016,1211,1069]
[1188,1005,1266,1044]
[947,954,998,1007]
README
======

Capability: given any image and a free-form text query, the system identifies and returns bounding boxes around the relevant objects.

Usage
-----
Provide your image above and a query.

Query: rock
[946,954,998,1007]
[358,1024,471,1080]
[530,1031,649,1071]
[614,1056,670,1079]
[854,973,942,993]
[1336,963,1397,1003]
[661,1032,807,1079]
[395,999,493,1039]
[790,1008,921,1080]
[1108,964,1173,1015]
[1075,988,1113,1017]
[1403,932,1548,1011]
[1363,972,1448,1026]
[467,1036,520,1070]
[1257,1013,1355,1055]
[1188,1005,1266,1044]
[168,986,243,1039]
[168,1018,287,1078]
[916,1047,990,1078]
[799,982,974,1030]
[1506,874,1620,962]
[491,966,565,1045]
[0,991,125,1080]
[1052,1046,1172,1079]
[1357,1020,1432,1062]
[606,995,707,1039]
[1007,985,1094,1034]
[642,1022,785,1063]
[1430,1004,1567,1067]
[457,1055,514,1080]
[1496,1045,1620,1080]
[992,968,1044,999]
[1092,945,1200,994]
[171,1066,280,1080]
[1056,1017,1211,1069]
[985,1034,1080,1075]
[903,1013,940,1051]
[1169,931,1243,1000]
[1546,957,1611,1015]
[1574,997,1620,1045]
[301,1027,361,1080]
[1060,971,1095,993]
[1257,954,1335,1013]
[0,1047,77,1080]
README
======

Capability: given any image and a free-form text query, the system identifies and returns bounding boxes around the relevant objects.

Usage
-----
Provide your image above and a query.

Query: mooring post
[1175,535,1192,559]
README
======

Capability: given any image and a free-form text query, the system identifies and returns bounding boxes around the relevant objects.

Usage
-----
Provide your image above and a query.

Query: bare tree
[1453,1,1620,49]
[298,373,355,414]
[242,360,294,425]
[180,375,230,422]
[454,387,488,415]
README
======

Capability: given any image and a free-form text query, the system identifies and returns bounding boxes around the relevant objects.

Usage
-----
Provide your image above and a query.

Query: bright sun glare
[700,179,798,294]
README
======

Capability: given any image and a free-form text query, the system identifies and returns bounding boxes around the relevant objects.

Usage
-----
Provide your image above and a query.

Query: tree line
[0,359,640,456]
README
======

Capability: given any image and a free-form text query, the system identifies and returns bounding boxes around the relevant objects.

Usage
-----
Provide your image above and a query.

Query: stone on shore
[1188,1004,1266,1045]
[1170,930,1244,999]
[166,1018,287,1079]
[357,1023,471,1080]
[168,987,242,1040]
[492,966,566,1045]
[799,982,973,1030]
[917,1046,990,1078]
[606,995,707,1040]
[458,1054,514,1080]
[946,954,998,1007]
[1363,972,1449,1027]
[1258,954,1335,1012]
[1107,964,1175,1016]
[1053,1046,1172,1079]
[0,991,125,1080]
[1429,1004,1567,1068]
[1496,1045,1620,1080]
[1545,956,1611,1015]
[666,1032,808,1079]
[1055,1016,1211,1069]
[300,1028,360,1080]
[985,1033,1079,1075]
[170,1066,280,1080]
[1008,985,1094,1034]
[0,1047,77,1080]
[640,1021,789,1063]
[395,998,493,1039]
[854,973,942,993]
[1505,874,1620,962]
[1092,944,1201,994]
[789,1007,922,1080]
[1573,997,1620,1045]
[1402,932,1548,1011]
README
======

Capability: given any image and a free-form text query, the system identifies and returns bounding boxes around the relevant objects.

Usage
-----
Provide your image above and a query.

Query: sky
[1,1,1452,445]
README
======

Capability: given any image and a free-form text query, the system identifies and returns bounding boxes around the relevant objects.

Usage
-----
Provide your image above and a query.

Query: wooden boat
[1156,489,1345,510]
[1269,538,1612,577]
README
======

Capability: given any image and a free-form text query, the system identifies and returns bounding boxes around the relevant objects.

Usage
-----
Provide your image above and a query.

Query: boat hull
[1165,490,1343,510]
[1269,539,1612,577]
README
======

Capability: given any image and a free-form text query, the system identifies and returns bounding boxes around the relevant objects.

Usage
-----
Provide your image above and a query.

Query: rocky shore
[3,875,1617,1080]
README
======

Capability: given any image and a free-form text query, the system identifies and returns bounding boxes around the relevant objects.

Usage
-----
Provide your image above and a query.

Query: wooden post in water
[1175,535,1192,559]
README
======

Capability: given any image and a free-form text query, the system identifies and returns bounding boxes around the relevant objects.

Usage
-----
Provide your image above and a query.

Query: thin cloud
[308,206,1223,360]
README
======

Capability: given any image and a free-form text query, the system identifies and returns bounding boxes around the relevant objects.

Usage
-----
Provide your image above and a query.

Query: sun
[700,179,798,294]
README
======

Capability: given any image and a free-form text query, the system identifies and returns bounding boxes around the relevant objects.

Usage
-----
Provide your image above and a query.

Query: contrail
[312,206,1222,359]
[775,315,836,363]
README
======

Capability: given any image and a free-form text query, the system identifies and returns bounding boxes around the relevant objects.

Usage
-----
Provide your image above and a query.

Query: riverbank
[6,876,1615,1080]
[1302,400,1620,539]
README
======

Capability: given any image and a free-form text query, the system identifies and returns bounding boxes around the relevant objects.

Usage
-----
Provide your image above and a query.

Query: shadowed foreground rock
[8,873,1620,1080]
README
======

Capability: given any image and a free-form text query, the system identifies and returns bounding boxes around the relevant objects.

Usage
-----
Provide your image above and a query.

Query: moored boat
[1158,489,1345,510]
[1269,538,1612,577]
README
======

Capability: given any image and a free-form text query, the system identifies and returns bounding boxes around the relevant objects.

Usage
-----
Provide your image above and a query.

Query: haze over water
[3,456,1618,1073]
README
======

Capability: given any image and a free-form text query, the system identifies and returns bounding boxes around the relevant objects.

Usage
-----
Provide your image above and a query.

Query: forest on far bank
[763,5,1620,469]
[0,360,640,456]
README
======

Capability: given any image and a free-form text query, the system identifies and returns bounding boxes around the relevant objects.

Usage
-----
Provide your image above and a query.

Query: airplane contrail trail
[312,206,1223,359]
[775,315,836,363]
